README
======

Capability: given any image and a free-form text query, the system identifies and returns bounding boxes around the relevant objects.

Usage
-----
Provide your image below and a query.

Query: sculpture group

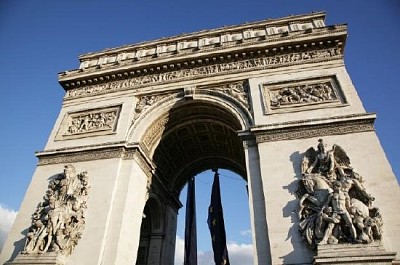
[270,82,336,108]
[22,165,89,256]
[297,139,382,248]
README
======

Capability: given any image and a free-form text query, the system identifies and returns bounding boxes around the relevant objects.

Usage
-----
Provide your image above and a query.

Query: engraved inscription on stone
[56,105,121,140]
[263,76,345,114]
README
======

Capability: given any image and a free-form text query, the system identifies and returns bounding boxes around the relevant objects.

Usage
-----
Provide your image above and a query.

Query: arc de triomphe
[1,12,399,265]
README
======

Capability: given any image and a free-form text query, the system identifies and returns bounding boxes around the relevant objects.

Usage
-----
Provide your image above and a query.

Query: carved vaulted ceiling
[144,100,246,193]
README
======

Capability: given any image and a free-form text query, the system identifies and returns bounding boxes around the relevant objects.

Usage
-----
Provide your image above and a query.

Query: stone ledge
[4,253,67,265]
[253,113,376,143]
[314,243,397,265]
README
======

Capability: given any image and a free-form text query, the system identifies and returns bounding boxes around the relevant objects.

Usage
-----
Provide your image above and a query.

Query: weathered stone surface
[314,242,397,264]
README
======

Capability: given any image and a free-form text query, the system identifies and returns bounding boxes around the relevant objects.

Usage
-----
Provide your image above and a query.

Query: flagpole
[184,177,197,265]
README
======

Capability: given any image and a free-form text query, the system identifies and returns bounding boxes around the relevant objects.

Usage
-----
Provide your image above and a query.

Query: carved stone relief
[296,139,381,249]
[263,76,345,114]
[22,165,89,257]
[142,116,169,149]
[56,105,121,140]
[65,47,342,99]
[199,81,250,109]
[133,92,178,123]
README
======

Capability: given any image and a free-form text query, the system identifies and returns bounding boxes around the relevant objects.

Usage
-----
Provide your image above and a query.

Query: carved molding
[255,117,375,143]
[199,80,250,110]
[64,47,342,99]
[132,91,181,125]
[142,116,169,150]
[263,76,345,114]
[37,145,152,168]
[74,13,329,71]
[55,105,121,140]
[123,148,153,178]
[38,147,126,165]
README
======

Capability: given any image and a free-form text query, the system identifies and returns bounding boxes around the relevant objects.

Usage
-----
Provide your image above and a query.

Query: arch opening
[175,169,253,265]
[136,99,251,264]
[145,99,247,193]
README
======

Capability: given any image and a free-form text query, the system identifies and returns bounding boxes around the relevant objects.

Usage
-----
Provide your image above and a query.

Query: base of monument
[4,252,67,265]
[314,242,397,264]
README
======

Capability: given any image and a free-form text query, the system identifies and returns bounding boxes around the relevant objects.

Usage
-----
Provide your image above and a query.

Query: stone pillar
[100,154,149,265]
[0,147,151,265]
[160,205,178,265]
[243,140,271,264]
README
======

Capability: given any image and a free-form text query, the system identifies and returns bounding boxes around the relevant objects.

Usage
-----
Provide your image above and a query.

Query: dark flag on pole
[207,170,230,265]
[184,177,197,265]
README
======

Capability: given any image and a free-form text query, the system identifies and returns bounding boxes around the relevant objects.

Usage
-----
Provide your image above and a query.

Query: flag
[207,170,230,265]
[184,177,197,265]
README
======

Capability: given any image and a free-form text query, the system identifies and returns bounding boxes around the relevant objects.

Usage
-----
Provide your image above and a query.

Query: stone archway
[134,97,250,264]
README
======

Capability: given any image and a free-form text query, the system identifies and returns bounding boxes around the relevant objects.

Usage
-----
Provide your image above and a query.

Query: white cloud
[175,236,185,265]
[0,205,17,252]
[240,229,252,238]
[175,236,253,265]
[226,241,253,264]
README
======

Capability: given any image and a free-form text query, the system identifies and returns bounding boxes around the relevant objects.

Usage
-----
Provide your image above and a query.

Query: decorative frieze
[255,118,375,143]
[65,47,342,99]
[263,76,345,114]
[56,105,121,140]
[37,147,126,165]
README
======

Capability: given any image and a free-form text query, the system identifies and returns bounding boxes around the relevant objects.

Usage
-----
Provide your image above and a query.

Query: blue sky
[1,1,399,263]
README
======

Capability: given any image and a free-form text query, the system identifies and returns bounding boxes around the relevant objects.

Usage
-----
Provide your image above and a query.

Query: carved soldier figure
[297,139,382,248]
[22,165,89,256]
[61,164,82,198]
[326,181,357,242]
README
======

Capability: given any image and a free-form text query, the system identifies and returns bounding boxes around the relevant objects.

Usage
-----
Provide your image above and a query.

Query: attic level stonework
[58,12,345,100]
[1,12,399,265]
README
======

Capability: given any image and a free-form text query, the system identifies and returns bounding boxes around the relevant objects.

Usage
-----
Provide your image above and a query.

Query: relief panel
[262,76,347,114]
[55,105,122,140]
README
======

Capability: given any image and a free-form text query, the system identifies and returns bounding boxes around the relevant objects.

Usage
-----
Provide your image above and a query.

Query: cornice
[36,142,154,176]
[78,12,327,60]
[253,113,376,143]
[59,25,346,87]
[62,43,343,100]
